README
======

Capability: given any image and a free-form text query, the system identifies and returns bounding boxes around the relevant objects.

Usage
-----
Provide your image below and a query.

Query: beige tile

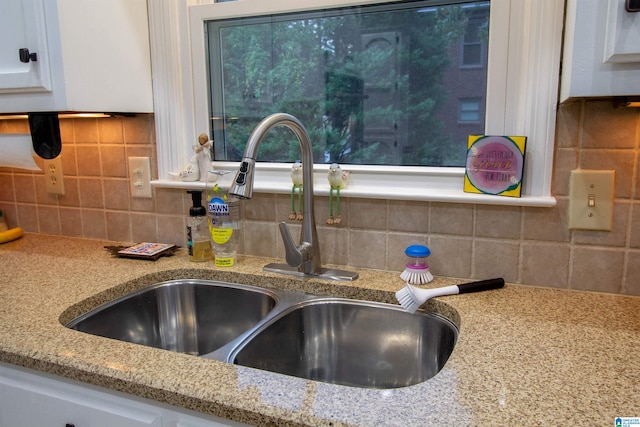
[552,148,578,197]
[73,119,99,143]
[0,174,14,201]
[130,212,158,242]
[131,195,155,213]
[388,200,429,233]
[155,188,184,215]
[349,230,386,269]
[59,147,78,176]
[581,150,634,199]
[555,101,581,149]
[59,207,83,237]
[59,118,74,143]
[78,178,104,208]
[242,220,276,258]
[75,145,101,177]
[81,209,107,239]
[312,196,333,226]
[430,203,473,236]
[274,194,293,221]
[34,174,59,206]
[570,247,624,293]
[630,203,640,249]
[244,193,277,221]
[103,179,130,211]
[475,205,521,239]
[520,243,569,288]
[348,198,387,230]
[636,151,640,199]
[13,174,36,203]
[123,115,153,144]
[582,100,638,149]
[473,239,519,283]
[37,206,60,235]
[0,204,17,228]
[429,236,472,278]
[624,251,640,296]
[523,200,570,242]
[572,201,630,247]
[100,146,127,177]
[58,177,81,207]
[106,211,131,242]
[317,225,349,266]
[15,203,39,232]
[156,215,184,246]
[98,117,124,144]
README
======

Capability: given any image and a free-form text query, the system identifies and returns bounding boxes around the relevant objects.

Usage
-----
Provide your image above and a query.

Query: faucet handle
[278,221,311,268]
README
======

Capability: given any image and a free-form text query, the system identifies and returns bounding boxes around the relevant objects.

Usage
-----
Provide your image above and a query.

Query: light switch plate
[568,169,615,231]
[43,156,65,195]
[128,157,152,198]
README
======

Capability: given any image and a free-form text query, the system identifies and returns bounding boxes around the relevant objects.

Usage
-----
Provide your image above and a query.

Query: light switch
[128,157,152,198]
[568,170,615,231]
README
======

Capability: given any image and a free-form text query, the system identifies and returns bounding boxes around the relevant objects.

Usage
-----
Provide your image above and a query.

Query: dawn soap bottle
[186,190,213,262]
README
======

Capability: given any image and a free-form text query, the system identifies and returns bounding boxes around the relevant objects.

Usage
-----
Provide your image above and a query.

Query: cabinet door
[0,365,162,427]
[0,0,52,93]
[604,0,640,63]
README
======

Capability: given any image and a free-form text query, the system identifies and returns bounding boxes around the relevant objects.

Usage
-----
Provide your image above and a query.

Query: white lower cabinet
[0,363,248,427]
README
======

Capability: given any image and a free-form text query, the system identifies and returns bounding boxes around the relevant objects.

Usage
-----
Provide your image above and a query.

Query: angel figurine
[327,163,349,225]
[177,133,213,182]
[289,160,303,221]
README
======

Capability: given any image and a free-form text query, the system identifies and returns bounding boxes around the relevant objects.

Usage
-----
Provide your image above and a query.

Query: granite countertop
[1,234,639,426]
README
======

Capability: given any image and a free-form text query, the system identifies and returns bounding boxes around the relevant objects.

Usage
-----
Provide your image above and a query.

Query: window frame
[148,0,563,207]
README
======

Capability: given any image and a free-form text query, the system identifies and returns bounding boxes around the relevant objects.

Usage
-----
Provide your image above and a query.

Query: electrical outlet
[128,157,152,198]
[568,169,615,231]
[43,157,65,195]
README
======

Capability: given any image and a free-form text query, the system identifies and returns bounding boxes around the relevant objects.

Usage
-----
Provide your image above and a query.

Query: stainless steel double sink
[65,279,458,389]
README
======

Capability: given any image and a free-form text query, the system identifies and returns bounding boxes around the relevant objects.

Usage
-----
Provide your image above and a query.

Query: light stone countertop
[1,234,639,426]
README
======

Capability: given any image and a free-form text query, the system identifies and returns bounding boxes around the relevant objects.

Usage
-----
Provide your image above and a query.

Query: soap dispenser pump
[186,190,213,262]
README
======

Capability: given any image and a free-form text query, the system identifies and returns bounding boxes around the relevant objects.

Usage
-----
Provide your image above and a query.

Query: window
[148,0,563,206]
[206,1,489,168]
[458,98,481,123]
[461,8,487,67]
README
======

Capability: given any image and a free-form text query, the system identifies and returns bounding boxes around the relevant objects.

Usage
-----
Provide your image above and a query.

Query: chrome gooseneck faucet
[229,113,358,281]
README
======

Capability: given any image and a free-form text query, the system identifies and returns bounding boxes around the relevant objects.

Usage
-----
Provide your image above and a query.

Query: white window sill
[151,162,556,207]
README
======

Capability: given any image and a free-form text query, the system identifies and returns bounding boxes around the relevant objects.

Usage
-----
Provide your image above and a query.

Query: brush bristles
[400,268,434,285]
[395,286,420,314]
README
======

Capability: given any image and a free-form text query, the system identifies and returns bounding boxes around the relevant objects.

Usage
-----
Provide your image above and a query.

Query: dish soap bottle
[186,190,213,262]
[207,185,239,267]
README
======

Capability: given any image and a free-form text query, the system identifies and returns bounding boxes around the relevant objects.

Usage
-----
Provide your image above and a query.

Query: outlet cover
[128,157,152,198]
[568,169,615,231]
[43,156,65,195]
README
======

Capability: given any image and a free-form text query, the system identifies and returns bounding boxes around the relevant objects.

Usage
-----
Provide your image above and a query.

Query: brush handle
[457,278,505,294]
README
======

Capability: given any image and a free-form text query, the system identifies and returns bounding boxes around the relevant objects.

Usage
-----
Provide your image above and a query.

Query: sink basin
[66,279,459,389]
[66,280,278,356]
[229,298,458,389]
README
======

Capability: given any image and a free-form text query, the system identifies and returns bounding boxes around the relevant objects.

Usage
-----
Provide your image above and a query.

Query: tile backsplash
[1,100,639,295]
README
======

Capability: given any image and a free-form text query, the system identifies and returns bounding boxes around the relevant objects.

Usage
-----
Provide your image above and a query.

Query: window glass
[206,0,489,167]
[458,98,481,122]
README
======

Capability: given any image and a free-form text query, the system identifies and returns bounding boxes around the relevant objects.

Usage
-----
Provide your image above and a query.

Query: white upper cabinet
[0,0,51,93]
[0,0,153,113]
[561,0,640,101]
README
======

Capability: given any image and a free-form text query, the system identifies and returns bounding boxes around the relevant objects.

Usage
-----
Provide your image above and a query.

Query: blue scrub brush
[400,245,433,285]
